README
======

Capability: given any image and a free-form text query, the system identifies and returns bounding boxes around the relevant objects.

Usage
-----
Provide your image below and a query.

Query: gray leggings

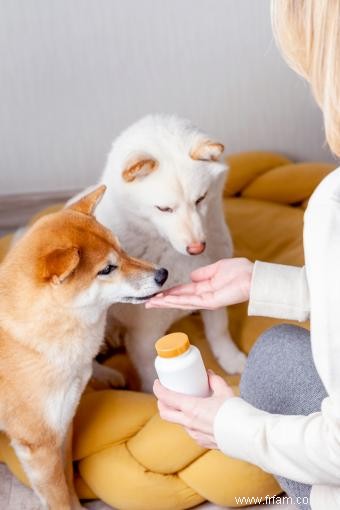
[240,324,328,510]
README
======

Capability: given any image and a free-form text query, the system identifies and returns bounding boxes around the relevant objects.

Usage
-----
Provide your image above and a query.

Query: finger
[145,301,174,310]
[145,302,157,309]
[154,293,211,307]
[184,427,216,449]
[152,281,211,298]
[146,301,216,310]
[153,379,197,411]
[148,290,224,310]
[190,261,220,282]
[208,372,234,397]
[145,301,170,309]
[157,401,188,426]
[164,279,219,296]
[147,294,206,310]
[162,283,199,296]
[146,300,199,310]
[147,286,229,309]
[168,280,217,296]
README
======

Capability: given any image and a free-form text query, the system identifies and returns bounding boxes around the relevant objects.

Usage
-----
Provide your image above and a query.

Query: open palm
[146,258,254,310]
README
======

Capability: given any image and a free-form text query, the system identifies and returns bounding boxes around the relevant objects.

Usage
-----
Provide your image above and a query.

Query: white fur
[71,114,246,390]
[11,440,48,508]
[44,365,92,435]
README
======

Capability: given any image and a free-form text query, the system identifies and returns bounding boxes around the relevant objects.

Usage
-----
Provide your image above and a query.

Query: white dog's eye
[97,264,117,276]
[155,206,173,213]
[195,192,207,205]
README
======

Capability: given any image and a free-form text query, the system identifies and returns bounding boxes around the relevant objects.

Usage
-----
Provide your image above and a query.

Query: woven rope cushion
[0,152,335,509]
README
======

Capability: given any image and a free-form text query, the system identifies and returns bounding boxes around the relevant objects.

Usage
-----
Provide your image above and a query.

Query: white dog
[74,115,246,391]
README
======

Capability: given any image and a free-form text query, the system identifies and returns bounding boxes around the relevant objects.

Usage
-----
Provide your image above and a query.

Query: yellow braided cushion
[0,152,335,509]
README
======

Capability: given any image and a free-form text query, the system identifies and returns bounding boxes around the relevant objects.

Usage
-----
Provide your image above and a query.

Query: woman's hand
[146,257,254,310]
[153,371,234,449]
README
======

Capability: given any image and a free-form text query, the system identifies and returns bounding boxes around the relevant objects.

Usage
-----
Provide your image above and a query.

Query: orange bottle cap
[155,332,190,358]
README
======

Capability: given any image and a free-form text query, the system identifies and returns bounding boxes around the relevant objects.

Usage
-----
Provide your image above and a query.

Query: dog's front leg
[201,308,246,374]
[91,359,126,389]
[125,327,160,392]
[64,424,85,510]
[11,437,72,510]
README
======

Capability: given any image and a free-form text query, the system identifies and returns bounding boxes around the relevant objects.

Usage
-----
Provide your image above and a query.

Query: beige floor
[0,463,296,510]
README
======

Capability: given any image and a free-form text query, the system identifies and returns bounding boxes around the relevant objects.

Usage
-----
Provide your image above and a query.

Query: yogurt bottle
[155,332,210,397]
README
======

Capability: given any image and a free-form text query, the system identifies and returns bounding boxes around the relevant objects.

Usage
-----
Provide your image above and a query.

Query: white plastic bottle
[154,332,210,397]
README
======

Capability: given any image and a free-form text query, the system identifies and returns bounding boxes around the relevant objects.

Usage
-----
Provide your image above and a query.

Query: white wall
[0,0,335,195]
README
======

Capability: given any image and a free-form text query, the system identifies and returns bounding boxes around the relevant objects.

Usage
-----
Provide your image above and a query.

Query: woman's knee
[276,476,312,510]
[240,324,326,415]
[240,324,310,392]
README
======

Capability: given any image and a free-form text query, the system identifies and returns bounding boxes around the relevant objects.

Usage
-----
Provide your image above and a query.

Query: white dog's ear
[190,140,224,162]
[122,154,158,182]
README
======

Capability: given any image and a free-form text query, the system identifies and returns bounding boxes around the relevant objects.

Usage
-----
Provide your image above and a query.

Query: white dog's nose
[186,242,206,255]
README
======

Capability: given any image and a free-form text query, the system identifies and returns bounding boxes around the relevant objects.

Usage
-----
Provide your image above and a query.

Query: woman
[146,2,340,509]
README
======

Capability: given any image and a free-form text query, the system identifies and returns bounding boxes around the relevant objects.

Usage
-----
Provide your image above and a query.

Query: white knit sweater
[214,167,340,509]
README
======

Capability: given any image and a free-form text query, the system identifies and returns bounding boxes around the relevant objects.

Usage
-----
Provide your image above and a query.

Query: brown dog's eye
[97,264,117,276]
[156,206,173,213]
[195,193,207,206]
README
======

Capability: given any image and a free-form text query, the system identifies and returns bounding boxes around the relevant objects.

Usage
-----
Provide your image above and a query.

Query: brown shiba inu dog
[0,186,167,509]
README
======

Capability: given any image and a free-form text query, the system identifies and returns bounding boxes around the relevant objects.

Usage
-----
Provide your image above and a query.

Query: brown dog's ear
[122,154,158,182]
[42,247,80,285]
[69,185,106,216]
[190,140,224,162]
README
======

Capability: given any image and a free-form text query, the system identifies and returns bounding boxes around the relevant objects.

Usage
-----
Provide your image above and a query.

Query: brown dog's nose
[186,242,206,255]
[154,267,168,286]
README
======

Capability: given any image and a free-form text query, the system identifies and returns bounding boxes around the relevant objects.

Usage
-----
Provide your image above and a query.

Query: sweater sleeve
[214,395,340,485]
[248,262,309,322]
[214,168,340,487]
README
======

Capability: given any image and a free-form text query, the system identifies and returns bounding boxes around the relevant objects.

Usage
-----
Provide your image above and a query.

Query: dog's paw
[70,495,87,510]
[91,361,126,389]
[83,501,113,510]
[72,503,86,510]
[213,340,247,375]
[218,350,247,374]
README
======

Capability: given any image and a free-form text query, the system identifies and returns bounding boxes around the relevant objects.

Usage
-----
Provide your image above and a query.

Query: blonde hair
[271,0,340,156]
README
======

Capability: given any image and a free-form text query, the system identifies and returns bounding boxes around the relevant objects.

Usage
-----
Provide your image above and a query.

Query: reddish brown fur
[190,140,224,161]
[122,158,157,182]
[0,186,156,509]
